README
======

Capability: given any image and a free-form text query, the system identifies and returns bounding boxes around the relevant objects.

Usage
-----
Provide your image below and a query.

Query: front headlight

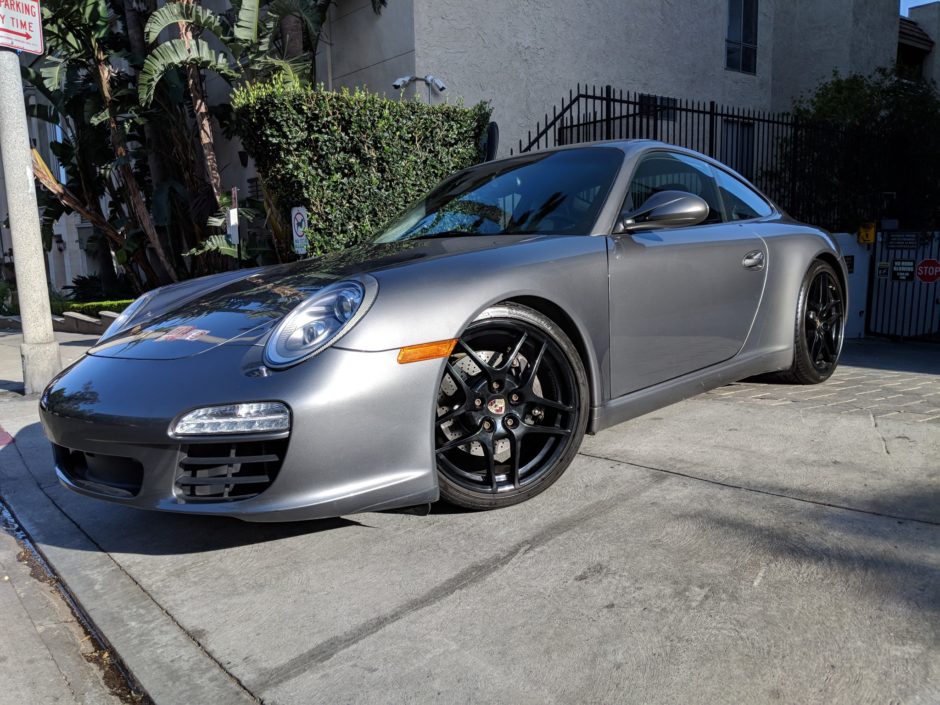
[172,402,291,436]
[264,278,377,368]
[98,289,159,343]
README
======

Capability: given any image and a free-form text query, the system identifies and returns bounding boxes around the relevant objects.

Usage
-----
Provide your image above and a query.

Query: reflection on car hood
[88,236,535,360]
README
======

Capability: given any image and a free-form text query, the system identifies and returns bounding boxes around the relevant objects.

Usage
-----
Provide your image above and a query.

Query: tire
[435,303,589,510]
[777,259,845,385]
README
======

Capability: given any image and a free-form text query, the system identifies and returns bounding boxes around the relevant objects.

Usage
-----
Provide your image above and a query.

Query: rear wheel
[435,303,588,510]
[778,260,845,384]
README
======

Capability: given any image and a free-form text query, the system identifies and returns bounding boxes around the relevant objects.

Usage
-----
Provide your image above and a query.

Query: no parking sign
[0,0,43,55]
[291,207,308,256]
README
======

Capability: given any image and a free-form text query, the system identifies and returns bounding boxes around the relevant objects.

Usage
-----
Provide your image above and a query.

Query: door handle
[742,250,765,270]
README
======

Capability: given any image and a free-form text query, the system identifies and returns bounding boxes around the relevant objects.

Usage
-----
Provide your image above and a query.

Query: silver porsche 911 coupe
[40,140,846,521]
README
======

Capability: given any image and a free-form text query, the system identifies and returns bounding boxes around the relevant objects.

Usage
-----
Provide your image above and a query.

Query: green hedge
[232,79,491,256]
[8,300,134,317]
[62,300,133,316]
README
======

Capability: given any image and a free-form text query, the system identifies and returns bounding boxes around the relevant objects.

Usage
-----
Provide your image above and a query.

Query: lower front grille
[54,445,144,498]
[175,439,289,502]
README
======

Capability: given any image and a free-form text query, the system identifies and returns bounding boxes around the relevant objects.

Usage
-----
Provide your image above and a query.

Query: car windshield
[375,147,624,242]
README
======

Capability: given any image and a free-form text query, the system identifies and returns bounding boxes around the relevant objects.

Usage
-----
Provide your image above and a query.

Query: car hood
[88,236,536,360]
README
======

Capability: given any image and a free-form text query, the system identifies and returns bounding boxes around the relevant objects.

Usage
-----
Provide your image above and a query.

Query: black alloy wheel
[779,260,845,384]
[435,303,588,509]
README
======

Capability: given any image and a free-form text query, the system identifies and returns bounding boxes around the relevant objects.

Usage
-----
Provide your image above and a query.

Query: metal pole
[708,100,717,157]
[0,49,61,394]
[231,186,241,268]
[604,85,612,140]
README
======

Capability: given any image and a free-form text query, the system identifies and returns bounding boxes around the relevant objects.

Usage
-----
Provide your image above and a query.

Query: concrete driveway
[0,336,937,704]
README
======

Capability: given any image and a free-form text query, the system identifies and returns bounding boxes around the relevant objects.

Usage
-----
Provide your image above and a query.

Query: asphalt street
[0,333,936,704]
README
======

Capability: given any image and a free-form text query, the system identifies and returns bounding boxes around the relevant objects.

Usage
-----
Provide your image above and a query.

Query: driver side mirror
[617,190,709,233]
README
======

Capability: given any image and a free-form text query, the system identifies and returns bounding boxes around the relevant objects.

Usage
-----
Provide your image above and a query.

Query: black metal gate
[868,231,940,340]
[514,84,849,231]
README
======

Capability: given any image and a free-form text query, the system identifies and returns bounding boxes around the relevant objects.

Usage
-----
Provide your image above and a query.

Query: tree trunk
[94,234,121,294]
[186,64,222,207]
[178,0,222,208]
[92,42,177,283]
[280,14,304,59]
[32,150,123,251]
[308,1,333,83]
[122,0,167,188]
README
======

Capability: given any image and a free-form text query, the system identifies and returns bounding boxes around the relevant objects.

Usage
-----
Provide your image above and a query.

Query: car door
[608,151,767,398]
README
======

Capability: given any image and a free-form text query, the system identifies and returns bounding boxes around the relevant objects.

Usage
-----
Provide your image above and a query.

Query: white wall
[0,83,93,294]
[910,2,940,84]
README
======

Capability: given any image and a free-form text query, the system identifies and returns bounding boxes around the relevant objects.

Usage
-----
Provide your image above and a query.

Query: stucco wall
[411,0,775,155]
[770,0,898,111]
[320,0,416,94]
[325,0,903,155]
[851,1,900,75]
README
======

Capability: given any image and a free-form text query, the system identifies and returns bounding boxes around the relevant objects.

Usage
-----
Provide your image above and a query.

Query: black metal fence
[515,84,852,231]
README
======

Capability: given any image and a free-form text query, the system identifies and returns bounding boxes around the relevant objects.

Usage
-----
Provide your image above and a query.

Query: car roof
[503,139,723,173]
[496,139,781,215]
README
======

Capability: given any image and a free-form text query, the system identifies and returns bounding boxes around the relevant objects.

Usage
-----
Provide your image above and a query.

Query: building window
[726,0,757,74]
[720,120,755,179]
[638,94,678,121]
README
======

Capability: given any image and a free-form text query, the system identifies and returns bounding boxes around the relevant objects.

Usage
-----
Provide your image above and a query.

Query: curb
[0,419,259,705]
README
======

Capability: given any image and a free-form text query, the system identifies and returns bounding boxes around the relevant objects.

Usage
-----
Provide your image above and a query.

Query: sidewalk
[0,330,92,398]
[705,337,940,423]
[0,501,126,705]
[0,332,138,705]
[0,331,935,704]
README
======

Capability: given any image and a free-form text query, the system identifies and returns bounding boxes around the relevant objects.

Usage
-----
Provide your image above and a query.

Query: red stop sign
[916,258,940,283]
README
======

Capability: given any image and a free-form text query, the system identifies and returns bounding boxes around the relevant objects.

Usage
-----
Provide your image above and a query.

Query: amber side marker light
[397,339,458,364]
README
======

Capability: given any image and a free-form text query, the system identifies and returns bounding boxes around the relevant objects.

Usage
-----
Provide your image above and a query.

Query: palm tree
[27,0,178,285]
[138,1,392,191]
[24,0,394,290]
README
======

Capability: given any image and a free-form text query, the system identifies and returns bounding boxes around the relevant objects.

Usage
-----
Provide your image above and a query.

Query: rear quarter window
[715,169,773,220]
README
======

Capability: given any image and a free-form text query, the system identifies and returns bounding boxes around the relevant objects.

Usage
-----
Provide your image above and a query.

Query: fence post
[605,85,613,140]
[708,101,717,157]
[788,114,800,212]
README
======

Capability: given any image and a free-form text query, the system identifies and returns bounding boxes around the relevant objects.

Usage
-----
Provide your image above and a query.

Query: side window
[625,153,723,225]
[714,169,773,220]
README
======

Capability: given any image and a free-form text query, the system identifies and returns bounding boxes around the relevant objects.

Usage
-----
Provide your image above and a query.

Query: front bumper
[39,344,441,521]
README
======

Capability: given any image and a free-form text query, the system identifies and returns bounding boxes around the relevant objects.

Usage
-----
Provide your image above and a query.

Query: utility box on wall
[833,232,870,339]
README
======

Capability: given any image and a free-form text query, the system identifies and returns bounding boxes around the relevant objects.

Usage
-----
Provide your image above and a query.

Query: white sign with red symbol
[157,326,208,342]
[915,258,940,283]
[291,206,308,255]
[0,0,43,55]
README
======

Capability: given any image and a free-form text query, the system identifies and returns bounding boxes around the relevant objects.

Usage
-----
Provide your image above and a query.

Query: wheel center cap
[486,397,506,415]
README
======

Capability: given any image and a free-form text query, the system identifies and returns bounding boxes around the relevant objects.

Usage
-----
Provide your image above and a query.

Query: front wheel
[778,260,845,384]
[435,303,589,510]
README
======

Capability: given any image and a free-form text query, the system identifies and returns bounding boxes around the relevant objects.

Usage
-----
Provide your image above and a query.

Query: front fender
[335,235,611,403]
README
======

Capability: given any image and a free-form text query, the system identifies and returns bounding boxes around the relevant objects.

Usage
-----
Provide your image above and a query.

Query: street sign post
[0,1,60,393]
[0,0,43,54]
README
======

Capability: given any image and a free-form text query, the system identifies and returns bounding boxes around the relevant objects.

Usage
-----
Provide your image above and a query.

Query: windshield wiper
[408,230,481,240]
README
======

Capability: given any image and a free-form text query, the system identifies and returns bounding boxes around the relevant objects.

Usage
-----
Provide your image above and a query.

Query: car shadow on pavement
[83,512,366,557]
[834,339,939,375]
[3,423,367,557]
[741,338,940,385]
[0,380,24,394]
